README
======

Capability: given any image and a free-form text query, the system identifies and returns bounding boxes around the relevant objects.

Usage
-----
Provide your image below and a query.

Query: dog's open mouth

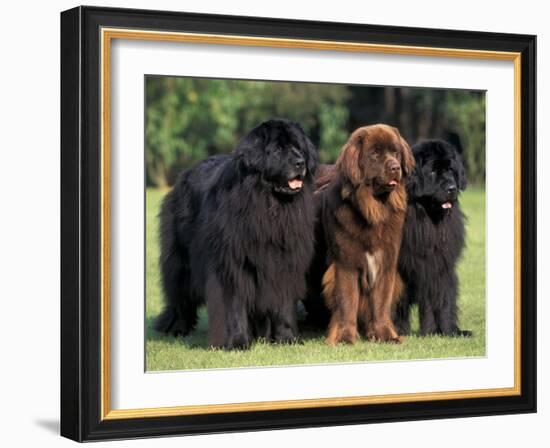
[288,177,304,190]
[442,202,453,209]
[374,177,400,194]
[275,174,305,195]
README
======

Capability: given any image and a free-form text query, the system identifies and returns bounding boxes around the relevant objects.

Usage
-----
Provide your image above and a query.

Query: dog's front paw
[274,327,300,345]
[224,332,252,350]
[326,324,358,345]
[368,322,402,343]
[453,329,473,337]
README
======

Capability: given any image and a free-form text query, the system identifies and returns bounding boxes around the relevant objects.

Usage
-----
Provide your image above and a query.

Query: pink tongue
[288,179,303,190]
[388,180,398,186]
[442,202,453,209]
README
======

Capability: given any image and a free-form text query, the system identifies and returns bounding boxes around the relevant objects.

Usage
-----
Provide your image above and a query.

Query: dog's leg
[368,273,402,343]
[155,191,199,337]
[326,265,359,345]
[155,245,198,337]
[206,274,227,348]
[418,292,438,335]
[393,293,411,336]
[252,314,272,341]
[206,273,252,350]
[392,278,411,336]
[223,293,252,350]
[272,301,300,344]
[436,273,472,337]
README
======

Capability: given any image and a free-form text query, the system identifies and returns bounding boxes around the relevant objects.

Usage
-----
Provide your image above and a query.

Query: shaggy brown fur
[320,124,414,345]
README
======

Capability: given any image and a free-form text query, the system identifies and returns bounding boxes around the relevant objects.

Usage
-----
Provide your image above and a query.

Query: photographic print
[61,6,535,441]
[145,76,486,371]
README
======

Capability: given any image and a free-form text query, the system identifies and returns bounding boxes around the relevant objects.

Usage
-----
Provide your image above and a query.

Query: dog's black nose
[447,185,457,194]
[294,158,305,170]
[389,161,400,173]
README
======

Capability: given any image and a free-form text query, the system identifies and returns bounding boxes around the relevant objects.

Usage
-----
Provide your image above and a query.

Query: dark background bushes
[145,76,485,187]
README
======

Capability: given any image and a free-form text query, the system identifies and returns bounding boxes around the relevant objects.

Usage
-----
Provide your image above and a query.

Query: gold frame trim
[100,28,522,421]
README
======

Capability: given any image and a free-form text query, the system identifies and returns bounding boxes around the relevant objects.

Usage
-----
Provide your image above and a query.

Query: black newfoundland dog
[154,118,318,349]
[393,139,472,337]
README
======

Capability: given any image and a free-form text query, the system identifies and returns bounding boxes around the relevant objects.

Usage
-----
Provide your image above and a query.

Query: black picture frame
[61,5,536,442]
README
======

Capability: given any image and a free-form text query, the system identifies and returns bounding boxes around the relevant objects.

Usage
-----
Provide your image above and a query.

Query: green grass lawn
[146,187,486,371]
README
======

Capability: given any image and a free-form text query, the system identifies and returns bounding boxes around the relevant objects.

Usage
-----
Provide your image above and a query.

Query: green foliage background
[145,77,485,187]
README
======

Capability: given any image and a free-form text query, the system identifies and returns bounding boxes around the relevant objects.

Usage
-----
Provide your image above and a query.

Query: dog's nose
[388,161,400,173]
[294,158,305,170]
[447,185,457,194]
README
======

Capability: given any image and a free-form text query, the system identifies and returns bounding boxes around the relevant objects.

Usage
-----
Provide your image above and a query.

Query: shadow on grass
[145,306,327,350]
[145,308,210,349]
[144,304,451,352]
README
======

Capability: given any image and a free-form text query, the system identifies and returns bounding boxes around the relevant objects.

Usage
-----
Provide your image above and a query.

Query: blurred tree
[443,91,486,183]
[146,77,250,187]
[347,86,485,183]
[146,77,349,186]
[318,103,349,163]
[145,77,485,187]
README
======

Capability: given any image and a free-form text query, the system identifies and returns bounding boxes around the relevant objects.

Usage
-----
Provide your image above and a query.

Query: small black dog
[393,139,472,337]
[154,118,318,349]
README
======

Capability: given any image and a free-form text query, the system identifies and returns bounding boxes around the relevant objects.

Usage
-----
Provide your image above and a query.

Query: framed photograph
[60,6,536,442]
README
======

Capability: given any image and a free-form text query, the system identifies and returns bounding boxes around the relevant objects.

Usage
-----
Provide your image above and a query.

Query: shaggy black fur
[393,139,472,336]
[154,119,318,349]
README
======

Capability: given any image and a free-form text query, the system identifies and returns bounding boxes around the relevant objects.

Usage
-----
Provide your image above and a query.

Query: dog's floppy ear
[336,129,365,186]
[444,131,464,155]
[292,121,318,177]
[443,139,467,191]
[443,134,467,190]
[234,122,268,172]
[304,136,318,177]
[394,129,415,177]
[457,153,467,191]
[405,145,423,198]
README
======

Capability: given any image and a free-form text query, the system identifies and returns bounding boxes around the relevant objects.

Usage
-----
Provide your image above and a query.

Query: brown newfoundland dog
[317,124,415,345]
